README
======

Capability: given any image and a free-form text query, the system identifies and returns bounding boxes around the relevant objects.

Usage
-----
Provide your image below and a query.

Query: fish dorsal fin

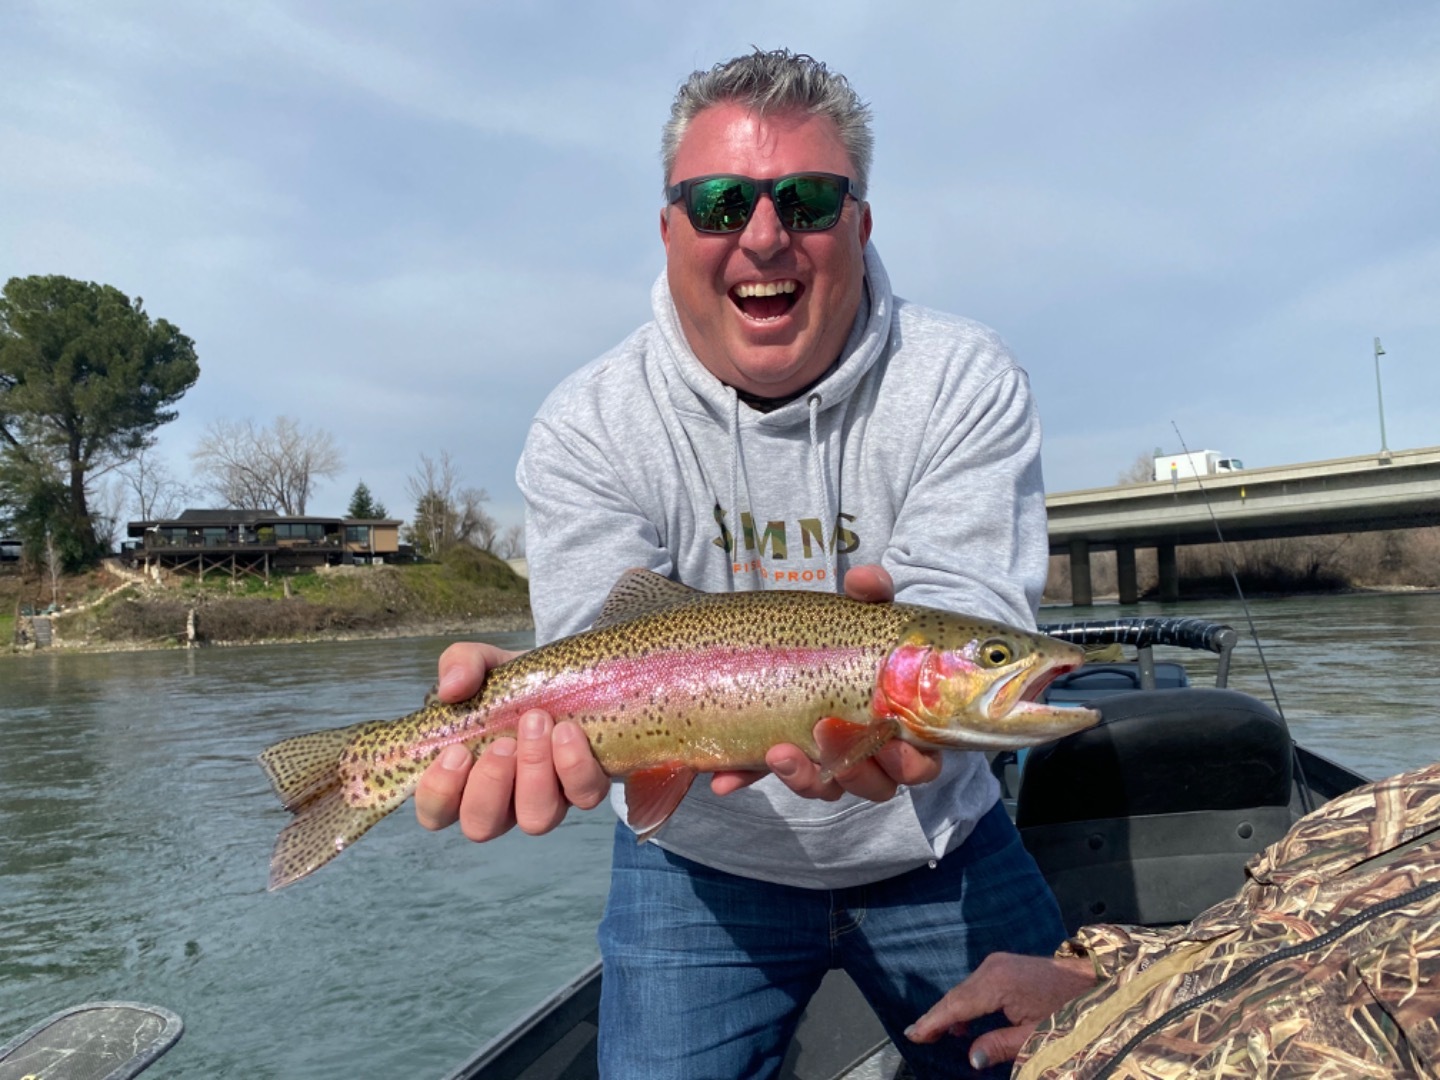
[592,569,702,629]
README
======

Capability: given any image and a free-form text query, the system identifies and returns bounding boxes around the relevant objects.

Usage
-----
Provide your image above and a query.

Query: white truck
[1153,450,1244,482]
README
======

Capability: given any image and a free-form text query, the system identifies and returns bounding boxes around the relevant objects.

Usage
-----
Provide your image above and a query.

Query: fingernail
[519,712,549,739]
[772,758,798,778]
[553,722,581,744]
[970,1048,990,1070]
[437,669,466,697]
[438,745,471,770]
[489,738,516,758]
[903,1024,918,1041]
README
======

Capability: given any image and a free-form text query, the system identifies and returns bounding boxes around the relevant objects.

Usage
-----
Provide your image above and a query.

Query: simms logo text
[713,505,858,580]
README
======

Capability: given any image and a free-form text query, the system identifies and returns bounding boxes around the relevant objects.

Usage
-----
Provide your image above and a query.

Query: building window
[273,523,326,541]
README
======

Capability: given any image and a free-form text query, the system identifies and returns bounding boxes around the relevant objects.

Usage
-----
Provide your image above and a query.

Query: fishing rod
[1170,422,1313,812]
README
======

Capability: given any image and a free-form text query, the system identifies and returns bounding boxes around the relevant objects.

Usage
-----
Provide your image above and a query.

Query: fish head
[876,613,1098,750]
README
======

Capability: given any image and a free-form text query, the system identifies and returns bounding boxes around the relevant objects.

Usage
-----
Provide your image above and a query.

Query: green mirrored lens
[690,178,757,232]
[774,176,843,230]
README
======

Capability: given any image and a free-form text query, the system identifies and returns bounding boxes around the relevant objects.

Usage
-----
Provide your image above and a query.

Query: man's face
[661,103,873,399]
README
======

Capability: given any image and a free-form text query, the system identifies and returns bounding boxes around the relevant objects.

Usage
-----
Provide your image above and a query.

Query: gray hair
[661,48,874,199]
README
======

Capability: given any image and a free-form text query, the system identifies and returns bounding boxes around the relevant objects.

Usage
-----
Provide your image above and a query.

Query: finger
[766,744,846,800]
[414,744,474,831]
[436,641,523,702]
[827,756,900,802]
[551,721,611,810]
[843,564,895,604]
[436,642,490,701]
[967,1025,1036,1072]
[905,956,1013,1043]
[512,710,568,835]
[709,768,770,796]
[871,741,944,787]
[456,738,518,842]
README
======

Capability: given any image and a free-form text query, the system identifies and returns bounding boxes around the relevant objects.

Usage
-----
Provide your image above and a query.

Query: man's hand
[413,641,611,841]
[904,953,1097,1071]
[709,564,943,802]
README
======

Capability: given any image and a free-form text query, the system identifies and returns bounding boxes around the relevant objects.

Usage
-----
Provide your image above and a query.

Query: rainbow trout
[259,570,1097,889]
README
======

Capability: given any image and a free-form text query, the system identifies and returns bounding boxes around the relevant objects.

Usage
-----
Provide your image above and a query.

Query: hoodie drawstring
[807,393,838,591]
[728,389,744,589]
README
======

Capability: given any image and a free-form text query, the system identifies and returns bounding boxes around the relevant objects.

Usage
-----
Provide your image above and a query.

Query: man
[907,760,1440,1078]
[416,49,1064,1078]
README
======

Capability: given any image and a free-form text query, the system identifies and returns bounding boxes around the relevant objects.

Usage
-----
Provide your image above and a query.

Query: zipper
[1092,877,1440,1080]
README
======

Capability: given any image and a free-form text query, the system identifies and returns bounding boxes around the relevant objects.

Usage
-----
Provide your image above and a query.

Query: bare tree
[117,444,191,520]
[496,523,525,559]
[44,528,61,607]
[403,450,497,556]
[1117,448,1161,486]
[192,416,343,514]
[460,488,498,551]
[88,474,129,551]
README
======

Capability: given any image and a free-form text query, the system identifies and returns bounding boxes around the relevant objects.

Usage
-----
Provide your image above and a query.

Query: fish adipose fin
[592,569,701,629]
[813,717,902,783]
[625,763,699,842]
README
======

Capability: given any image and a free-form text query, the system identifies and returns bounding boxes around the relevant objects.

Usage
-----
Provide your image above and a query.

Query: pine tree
[347,480,387,519]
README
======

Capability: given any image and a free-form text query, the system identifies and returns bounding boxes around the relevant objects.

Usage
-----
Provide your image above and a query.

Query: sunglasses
[665,172,854,234]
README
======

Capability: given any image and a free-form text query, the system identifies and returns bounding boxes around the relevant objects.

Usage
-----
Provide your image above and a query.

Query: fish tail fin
[258,723,369,811]
[259,721,394,890]
[267,788,391,890]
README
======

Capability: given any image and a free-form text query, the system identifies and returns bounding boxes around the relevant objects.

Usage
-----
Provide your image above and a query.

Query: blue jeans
[597,801,1065,1079]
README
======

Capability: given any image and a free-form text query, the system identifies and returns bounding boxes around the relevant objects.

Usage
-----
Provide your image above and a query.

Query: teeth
[733,281,798,298]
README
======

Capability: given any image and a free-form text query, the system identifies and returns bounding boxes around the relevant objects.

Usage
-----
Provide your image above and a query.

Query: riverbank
[1042,527,1440,605]
[2,544,532,654]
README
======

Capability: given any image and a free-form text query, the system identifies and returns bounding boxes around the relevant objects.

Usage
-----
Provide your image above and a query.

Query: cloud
[2,0,1437,524]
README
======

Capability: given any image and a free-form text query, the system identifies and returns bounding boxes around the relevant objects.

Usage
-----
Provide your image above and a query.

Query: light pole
[1373,336,1390,460]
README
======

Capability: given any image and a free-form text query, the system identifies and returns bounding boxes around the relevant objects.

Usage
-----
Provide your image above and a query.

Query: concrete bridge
[1046,445,1440,605]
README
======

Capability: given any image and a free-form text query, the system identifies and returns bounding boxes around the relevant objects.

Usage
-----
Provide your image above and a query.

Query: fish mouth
[1009,660,1075,712]
[974,657,1097,733]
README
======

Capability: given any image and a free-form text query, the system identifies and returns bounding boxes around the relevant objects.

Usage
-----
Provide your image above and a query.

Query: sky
[3,1,1437,538]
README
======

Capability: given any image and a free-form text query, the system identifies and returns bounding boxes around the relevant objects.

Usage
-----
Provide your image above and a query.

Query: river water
[1,591,1436,1077]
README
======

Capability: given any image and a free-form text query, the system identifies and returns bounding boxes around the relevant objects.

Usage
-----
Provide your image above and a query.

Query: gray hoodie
[516,245,1049,888]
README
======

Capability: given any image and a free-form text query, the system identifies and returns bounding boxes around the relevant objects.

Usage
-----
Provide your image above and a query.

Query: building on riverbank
[123,509,404,582]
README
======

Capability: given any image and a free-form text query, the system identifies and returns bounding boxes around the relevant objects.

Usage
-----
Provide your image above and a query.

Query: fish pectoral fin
[267,787,391,891]
[624,763,698,843]
[813,717,902,783]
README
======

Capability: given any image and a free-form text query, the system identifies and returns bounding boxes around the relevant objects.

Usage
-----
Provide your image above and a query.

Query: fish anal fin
[592,569,701,629]
[268,787,391,890]
[624,762,698,842]
[813,716,902,784]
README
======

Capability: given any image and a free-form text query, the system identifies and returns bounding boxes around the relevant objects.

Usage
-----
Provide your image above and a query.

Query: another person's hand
[413,641,611,841]
[904,952,1097,1071]
[710,564,944,803]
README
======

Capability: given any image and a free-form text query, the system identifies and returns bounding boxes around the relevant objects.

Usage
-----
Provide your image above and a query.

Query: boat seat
[1016,688,1295,935]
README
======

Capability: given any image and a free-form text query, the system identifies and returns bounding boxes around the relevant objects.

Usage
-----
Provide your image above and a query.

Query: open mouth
[731,280,801,321]
[1021,662,1075,704]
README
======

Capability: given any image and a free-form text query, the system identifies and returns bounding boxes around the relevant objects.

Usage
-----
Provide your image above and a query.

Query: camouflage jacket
[1015,761,1440,1079]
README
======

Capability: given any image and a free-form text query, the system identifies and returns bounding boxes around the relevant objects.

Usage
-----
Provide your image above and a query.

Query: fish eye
[980,639,1014,667]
